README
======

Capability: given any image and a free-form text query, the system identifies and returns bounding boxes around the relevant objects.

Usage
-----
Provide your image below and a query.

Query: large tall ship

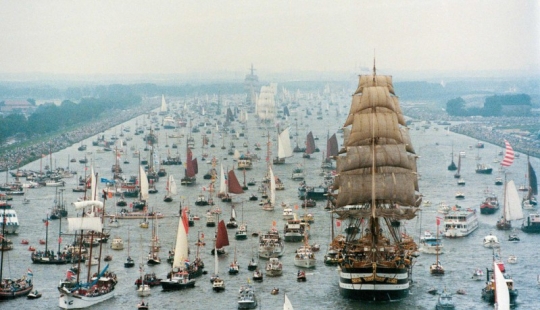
[331,63,420,301]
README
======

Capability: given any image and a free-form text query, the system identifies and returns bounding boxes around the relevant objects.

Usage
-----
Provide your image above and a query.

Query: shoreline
[0,103,157,172]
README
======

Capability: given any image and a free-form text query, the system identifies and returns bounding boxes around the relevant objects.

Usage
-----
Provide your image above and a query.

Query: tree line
[445,94,532,117]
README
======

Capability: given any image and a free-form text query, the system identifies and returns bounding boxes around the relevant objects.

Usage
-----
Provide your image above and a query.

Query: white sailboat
[274,127,293,164]
[163,175,177,202]
[159,95,168,115]
[160,210,195,290]
[496,179,524,230]
[262,166,276,211]
[58,212,117,309]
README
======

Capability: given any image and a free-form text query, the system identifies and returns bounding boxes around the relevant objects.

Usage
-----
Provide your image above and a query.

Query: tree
[446,97,466,116]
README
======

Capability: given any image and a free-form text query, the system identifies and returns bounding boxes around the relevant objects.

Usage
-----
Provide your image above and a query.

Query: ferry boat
[0,204,20,234]
[258,228,284,259]
[443,206,479,238]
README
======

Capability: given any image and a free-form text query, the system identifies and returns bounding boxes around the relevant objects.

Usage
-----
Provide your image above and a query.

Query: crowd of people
[403,106,540,158]
[0,104,156,172]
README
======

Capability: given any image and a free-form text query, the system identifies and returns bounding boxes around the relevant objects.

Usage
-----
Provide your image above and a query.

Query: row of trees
[0,87,141,145]
[446,94,532,116]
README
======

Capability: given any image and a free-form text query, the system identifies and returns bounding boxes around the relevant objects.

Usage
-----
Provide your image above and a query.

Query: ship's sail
[216,220,230,249]
[332,65,420,301]
[269,166,276,206]
[305,131,316,155]
[256,86,276,121]
[139,165,149,201]
[186,148,196,177]
[277,128,293,159]
[160,95,168,114]
[500,140,514,167]
[504,180,523,221]
[227,169,244,195]
[172,213,189,268]
[528,159,538,196]
[327,133,338,158]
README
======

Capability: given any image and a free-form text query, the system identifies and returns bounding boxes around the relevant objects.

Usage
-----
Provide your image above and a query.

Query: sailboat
[522,155,538,209]
[261,166,276,211]
[273,127,293,165]
[159,94,168,115]
[211,240,225,292]
[321,133,338,170]
[429,217,444,275]
[0,206,33,299]
[180,147,197,186]
[447,145,457,171]
[163,175,177,202]
[235,203,248,240]
[496,178,523,230]
[124,228,135,268]
[454,155,462,179]
[303,131,316,159]
[147,215,161,265]
[212,220,230,256]
[226,205,238,228]
[332,64,420,301]
[31,214,67,264]
[58,204,117,309]
[160,209,196,290]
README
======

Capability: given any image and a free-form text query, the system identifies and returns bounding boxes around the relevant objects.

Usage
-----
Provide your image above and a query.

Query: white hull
[294,257,316,268]
[418,245,444,254]
[59,290,114,309]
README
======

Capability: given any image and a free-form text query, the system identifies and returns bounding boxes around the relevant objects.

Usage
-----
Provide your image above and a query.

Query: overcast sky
[0,1,538,79]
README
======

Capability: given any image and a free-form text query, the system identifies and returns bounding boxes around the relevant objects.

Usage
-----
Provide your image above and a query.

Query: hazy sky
[0,0,538,78]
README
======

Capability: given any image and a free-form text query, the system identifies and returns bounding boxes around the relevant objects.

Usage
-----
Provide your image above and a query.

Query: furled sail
[67,217,103,233]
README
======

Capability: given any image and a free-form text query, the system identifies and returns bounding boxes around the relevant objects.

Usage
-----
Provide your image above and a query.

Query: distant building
[244,64,259,109]
[0,99,35,116]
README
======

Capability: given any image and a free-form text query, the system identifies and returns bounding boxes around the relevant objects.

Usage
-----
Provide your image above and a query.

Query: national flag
[66,269,76,280]
[44,220,49,227]
[58,237,62,244]
[436,217,442,226]
[336,220,341,227]
[27,268,33,277]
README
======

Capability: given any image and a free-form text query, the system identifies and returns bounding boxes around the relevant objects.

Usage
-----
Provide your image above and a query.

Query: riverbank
[403,104,540,159]
[0,102,157,172]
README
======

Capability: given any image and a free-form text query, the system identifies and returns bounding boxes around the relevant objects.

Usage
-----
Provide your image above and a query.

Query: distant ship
[331,62,420,301]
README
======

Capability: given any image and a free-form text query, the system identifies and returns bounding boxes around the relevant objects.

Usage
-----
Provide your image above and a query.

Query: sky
[0,0,539,80]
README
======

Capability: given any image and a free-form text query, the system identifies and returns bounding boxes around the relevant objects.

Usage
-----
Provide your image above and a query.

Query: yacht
[419,231,444,254]
[0,204,20,234]
[443,206,479,238]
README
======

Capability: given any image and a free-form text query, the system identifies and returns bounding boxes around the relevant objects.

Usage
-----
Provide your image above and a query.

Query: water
[2,112,539,310]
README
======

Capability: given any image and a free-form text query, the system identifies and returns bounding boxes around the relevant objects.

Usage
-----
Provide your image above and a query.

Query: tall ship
[255,85,276,123]
[331,64,420,301]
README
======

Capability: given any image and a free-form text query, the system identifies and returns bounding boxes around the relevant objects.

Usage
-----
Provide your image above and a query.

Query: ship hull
[58,290,114,309]
[338,266,411,301]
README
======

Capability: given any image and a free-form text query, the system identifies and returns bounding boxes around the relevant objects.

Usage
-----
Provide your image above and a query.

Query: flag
[27,269,33,277]
[294,204,299,210]
[201,233,204,239]
[44,220,49,227]
[436,217,442,226]
[66,269,76,280]
[336,220,341,227]
[58,237,62,244]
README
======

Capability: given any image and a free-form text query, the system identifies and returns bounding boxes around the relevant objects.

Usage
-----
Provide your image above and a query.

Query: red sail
[327,133,338,158]
[181,207,189,234]
[216,220,230,249]
[500,139,514,167]
[186,148,196,177]
[305,131,316,155]
[192,158,198,175]
[227,169,244,194]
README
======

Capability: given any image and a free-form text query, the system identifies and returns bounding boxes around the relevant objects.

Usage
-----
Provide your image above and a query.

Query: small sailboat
[430,217,445,275]
[124,228,135,268]
[163,175,177,202]
[496,177,523,230]
[211,237,225,292]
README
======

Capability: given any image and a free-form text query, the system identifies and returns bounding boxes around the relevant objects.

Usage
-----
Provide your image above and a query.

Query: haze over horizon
[1,1,539,82]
